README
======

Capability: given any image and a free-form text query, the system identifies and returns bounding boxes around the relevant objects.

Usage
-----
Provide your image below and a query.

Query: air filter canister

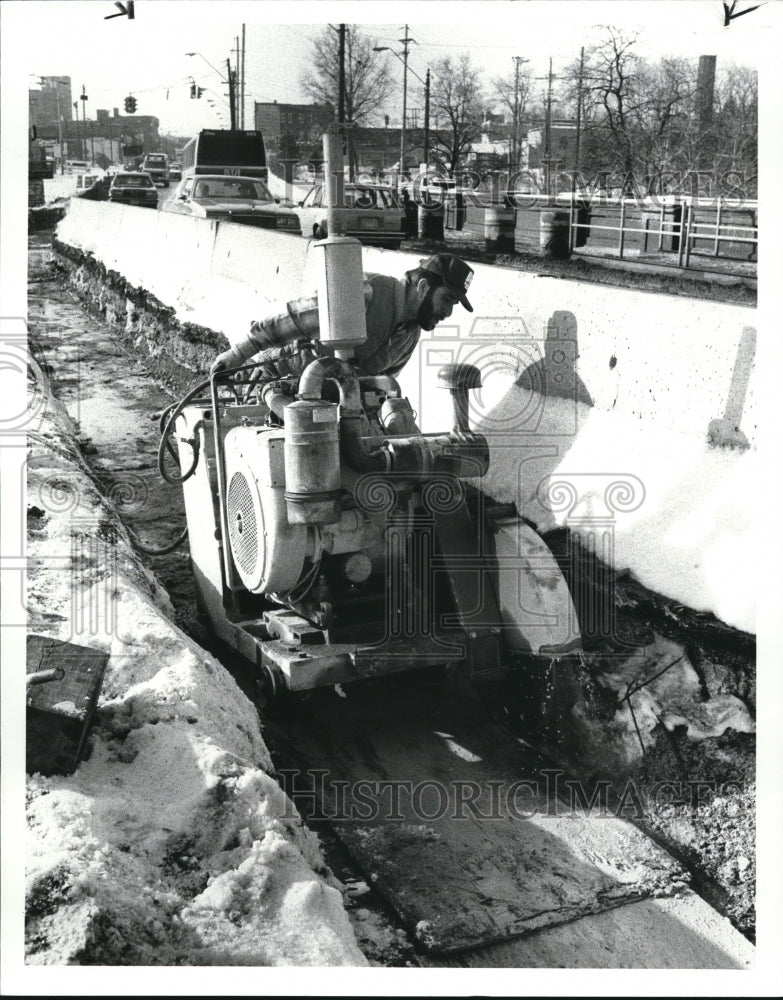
[284,397,342,524]
[312,237,368,350]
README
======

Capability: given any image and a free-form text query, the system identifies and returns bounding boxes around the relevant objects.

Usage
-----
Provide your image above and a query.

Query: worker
[210,252,475,380]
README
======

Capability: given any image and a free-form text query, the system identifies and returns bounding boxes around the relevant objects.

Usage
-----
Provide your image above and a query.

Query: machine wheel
[254,662,285,711]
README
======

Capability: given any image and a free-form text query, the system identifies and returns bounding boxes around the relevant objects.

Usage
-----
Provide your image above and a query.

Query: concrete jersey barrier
[55,199,758,634]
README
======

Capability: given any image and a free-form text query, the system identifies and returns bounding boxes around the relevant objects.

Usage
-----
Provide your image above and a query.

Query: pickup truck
[140,153,170,187]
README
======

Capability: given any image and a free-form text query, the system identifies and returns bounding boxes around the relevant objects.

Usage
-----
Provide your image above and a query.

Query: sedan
[163,174,301,233]
[169,161,182,181]
[294,183,406,246]
[109,171,158,208]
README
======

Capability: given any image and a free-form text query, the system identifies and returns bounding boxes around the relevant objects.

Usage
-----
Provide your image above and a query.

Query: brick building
[526,120,578,170]
[254,101,334,162]
[29,76,73,128]
[35,108,160,168]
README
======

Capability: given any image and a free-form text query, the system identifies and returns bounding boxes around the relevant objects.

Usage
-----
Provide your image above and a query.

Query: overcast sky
[6,0,781,137]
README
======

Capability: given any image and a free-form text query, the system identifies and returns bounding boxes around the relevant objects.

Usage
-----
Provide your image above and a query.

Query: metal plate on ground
[26,634,108,776]
[271,676,686,955]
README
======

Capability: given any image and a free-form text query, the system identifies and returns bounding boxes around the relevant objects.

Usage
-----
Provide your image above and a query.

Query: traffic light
[124,95,137,114]
[190,84,204,99]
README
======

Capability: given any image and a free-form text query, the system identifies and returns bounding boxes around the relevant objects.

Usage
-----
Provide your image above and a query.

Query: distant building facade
[35,108,160,167]
[29,76,73,128]
[526,120,578,170]
[254,101,334,160]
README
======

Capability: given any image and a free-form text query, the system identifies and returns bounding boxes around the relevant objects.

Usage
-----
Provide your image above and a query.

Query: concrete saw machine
[171,245,580,708]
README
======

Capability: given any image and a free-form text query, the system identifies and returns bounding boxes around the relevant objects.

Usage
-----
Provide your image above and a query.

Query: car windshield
[309,185,396,209]
[114,174,154,188]
[193,178,272,201]
[146,157,166,164]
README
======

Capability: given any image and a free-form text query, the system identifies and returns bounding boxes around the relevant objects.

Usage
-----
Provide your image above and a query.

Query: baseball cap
[420,253,474,312]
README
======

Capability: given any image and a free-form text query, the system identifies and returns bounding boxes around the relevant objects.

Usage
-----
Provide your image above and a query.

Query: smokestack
[696,55,717,126]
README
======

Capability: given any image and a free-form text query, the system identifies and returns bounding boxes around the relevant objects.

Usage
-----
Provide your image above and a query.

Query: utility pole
[574,46,585,177]
[226,59,236,129]
[338,24,345,126]
[232,37,241,129]
[241,24,246,129]
[511,56,529,173]
[423,68,430,168]
[545,57,553,196]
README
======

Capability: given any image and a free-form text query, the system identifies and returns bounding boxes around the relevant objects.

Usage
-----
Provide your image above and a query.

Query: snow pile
[43,175,79,203]
[24,358,366,966]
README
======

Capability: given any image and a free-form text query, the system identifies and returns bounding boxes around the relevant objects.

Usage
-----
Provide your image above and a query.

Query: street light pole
[399,24,414,177]
[186,52,234,125]
[373,36,425,176]
[55,84,64,174]
[80,85,88,162]
[423,68,430,169]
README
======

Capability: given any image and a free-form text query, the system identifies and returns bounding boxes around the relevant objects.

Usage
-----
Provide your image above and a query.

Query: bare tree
[573,28,698,193]
[633,56,695,181]
[581,27,644,192]
[429,53,486,177]
[301,25,394,174]
[712,64,758,187]
[492,59,532,172]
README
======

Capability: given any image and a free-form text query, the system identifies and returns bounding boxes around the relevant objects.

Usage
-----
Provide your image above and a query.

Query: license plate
[359,217,380,229]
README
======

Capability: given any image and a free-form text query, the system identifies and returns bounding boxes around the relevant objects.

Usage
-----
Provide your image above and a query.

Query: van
[141,153,170,187]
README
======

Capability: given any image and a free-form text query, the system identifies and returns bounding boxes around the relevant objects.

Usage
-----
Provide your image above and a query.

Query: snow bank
[24,355,367,966]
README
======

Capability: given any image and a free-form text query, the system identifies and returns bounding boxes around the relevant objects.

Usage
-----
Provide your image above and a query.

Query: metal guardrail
[567,197,758,277]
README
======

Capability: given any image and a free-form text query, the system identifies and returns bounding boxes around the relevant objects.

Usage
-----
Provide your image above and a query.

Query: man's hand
[209,334,263,376]
[210,350,236,376]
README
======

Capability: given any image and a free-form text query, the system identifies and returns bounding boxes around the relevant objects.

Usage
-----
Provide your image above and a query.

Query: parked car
[294,182,406,246]
[140,152,170,187]
[163,174,301,233]
[108,171,158,208]
[169,160,182,181]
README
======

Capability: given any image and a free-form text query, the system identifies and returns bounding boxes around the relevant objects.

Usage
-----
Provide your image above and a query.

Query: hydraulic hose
[131,364,252,557]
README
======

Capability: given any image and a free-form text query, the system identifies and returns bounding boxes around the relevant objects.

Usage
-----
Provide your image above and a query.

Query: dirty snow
[20,358,368,970]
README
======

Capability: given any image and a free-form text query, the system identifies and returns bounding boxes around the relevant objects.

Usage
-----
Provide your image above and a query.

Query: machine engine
[175,355,581,703]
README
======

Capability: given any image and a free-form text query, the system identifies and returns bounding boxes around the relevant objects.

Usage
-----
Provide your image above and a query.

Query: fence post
[568,199,575,252]
[684,202,693,268]
[619,200,626,260]
[677,200,687,268]
[714,196,722,257]
[658,204,664,252]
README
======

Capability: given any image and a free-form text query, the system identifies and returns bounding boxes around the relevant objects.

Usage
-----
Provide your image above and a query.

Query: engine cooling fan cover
[224,428,308,595]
